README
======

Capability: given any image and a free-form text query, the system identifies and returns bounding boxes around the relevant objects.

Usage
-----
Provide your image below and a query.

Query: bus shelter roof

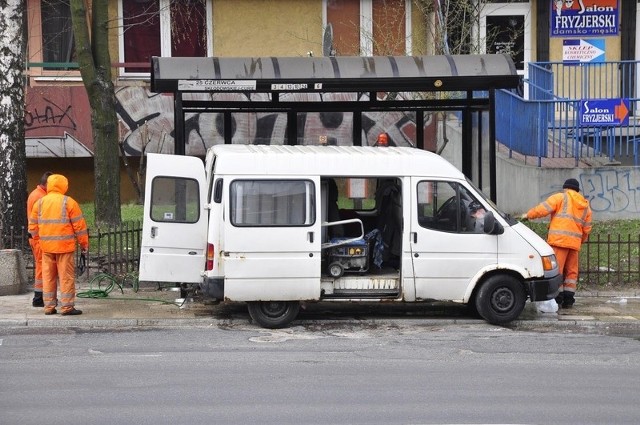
[151,54,520,94]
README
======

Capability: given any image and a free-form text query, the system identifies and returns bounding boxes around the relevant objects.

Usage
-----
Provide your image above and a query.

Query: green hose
[77,272,184,306]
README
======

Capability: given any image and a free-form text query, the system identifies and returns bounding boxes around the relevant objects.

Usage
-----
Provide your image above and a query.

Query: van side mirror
[483,211,504,235]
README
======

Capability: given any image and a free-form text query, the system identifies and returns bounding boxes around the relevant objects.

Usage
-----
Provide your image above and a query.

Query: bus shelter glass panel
[362,111,417,147]
[296,112,354,146]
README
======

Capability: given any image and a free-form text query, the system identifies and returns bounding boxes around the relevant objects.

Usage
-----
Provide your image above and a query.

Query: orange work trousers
[42,251,76,314]
[553,246,579,294]
[28,239,43,293]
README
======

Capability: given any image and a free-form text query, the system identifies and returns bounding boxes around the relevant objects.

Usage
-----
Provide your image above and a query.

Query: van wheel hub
[261,302,289,318]
[491,288,514,312]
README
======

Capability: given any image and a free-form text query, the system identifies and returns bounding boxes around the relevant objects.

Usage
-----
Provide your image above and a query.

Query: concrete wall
[498,157,640,221]
[438,117,637,221]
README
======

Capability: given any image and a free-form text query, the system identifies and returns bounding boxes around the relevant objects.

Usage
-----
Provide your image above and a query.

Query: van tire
[247,301,300,329]
[475,275,526,325]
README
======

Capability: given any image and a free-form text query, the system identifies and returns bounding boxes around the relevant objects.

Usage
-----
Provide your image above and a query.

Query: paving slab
[1,283,640,331]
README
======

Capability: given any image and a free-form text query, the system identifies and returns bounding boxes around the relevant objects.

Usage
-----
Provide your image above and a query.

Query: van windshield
[465,178,517,225]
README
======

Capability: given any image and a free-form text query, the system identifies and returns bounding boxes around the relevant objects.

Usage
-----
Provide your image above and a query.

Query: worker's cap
[563,178,580,192]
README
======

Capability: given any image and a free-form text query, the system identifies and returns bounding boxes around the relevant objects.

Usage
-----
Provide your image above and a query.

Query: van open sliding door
[222,176,322,301]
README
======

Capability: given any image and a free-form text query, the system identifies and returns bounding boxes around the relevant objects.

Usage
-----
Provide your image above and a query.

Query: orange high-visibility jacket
[27,184,47,217]
[526,189,592,251]
[28,174,89,254]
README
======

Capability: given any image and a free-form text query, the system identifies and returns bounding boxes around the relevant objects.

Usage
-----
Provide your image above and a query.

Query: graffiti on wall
[25,98,76,132]
[540,169,640,215]
[25,85,437,158]
[24,86,93,157]
[580,169,640,213]
[115,87,437,155]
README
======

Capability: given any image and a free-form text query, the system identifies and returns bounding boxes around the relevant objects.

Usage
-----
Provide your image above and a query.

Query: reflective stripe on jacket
[28,174,89,254]
[526,189,592,251]
[27,185,47,240]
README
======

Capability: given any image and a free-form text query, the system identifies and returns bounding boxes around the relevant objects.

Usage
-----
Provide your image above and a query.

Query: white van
[139,145,561,328]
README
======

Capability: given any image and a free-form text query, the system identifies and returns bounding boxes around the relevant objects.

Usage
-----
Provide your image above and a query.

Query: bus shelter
[150,54,519,201]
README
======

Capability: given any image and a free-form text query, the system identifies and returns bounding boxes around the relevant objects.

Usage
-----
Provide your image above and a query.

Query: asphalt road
[1,323,639,425]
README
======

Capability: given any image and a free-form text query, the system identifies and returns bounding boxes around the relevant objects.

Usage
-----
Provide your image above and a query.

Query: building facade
[23,0,637,202]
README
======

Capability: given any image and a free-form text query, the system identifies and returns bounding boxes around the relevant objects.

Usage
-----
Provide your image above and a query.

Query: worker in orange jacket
[28,174,89,316]
[27,171,53,307]
[521,178,592,308]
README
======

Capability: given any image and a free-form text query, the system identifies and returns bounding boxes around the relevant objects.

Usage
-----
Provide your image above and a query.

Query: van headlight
[542,254,558,271]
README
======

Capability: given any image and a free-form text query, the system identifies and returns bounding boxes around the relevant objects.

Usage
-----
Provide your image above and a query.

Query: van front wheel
[247,301,300,329]
[475,275,526,325]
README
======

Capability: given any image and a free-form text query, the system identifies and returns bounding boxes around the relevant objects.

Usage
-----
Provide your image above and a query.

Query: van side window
[417,181,486,233]
[150,176,200,223]
[213,178,223,203]
[230,180,315,226]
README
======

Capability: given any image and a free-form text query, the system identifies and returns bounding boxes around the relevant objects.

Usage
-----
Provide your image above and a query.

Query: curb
[1,315,639,332]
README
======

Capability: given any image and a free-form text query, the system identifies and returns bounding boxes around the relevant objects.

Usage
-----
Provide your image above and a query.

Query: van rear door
[139,153,208,283]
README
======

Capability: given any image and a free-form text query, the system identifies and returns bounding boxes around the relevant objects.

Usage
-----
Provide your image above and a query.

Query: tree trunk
[0,0,28,247]
[71,0,121,227]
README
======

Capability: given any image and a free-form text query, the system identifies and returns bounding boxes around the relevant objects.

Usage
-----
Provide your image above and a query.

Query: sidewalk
[1,282,640,332]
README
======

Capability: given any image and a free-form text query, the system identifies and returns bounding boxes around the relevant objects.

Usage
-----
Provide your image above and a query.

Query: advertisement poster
[562,39,605,64]
[551,0,619,37]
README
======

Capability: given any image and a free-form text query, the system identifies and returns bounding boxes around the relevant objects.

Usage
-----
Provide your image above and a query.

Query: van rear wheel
[247,301,300,329]
[475,275,526,325]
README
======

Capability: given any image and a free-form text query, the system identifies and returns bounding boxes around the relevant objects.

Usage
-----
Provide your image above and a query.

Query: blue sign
[579,98,630,126]
[551,0,619,37]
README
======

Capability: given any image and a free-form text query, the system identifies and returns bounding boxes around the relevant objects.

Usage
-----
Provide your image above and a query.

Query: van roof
[210,145,465,179]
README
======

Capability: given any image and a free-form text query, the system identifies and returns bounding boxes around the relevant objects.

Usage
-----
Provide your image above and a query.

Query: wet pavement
[1,281,640,336]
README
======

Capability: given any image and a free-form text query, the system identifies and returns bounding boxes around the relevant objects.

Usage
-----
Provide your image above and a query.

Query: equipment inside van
[139,145,561,328]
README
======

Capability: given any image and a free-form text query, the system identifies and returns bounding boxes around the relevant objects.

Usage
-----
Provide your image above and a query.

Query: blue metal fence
[499,61,640,166]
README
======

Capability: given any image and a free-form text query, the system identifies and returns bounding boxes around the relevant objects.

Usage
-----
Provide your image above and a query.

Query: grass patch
[81,202,143,228]
[81,203,144,254]
[523,219,640,289]
[523,219,640,239]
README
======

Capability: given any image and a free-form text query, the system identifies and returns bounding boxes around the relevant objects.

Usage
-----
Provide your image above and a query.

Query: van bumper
[200,277,224,300]
[526,273,562,302]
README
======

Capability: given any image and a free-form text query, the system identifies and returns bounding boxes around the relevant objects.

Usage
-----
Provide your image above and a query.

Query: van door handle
[151,226,158,238]
[308,232,314,243]
[411,232,417,243]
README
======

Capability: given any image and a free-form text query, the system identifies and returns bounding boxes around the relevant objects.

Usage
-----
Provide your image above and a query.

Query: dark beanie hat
[563,178,580,192]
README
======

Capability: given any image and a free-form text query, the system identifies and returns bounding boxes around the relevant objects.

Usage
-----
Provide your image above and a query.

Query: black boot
[32,292,44,307]
[555,292,564,308]
[562,291,575,308]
